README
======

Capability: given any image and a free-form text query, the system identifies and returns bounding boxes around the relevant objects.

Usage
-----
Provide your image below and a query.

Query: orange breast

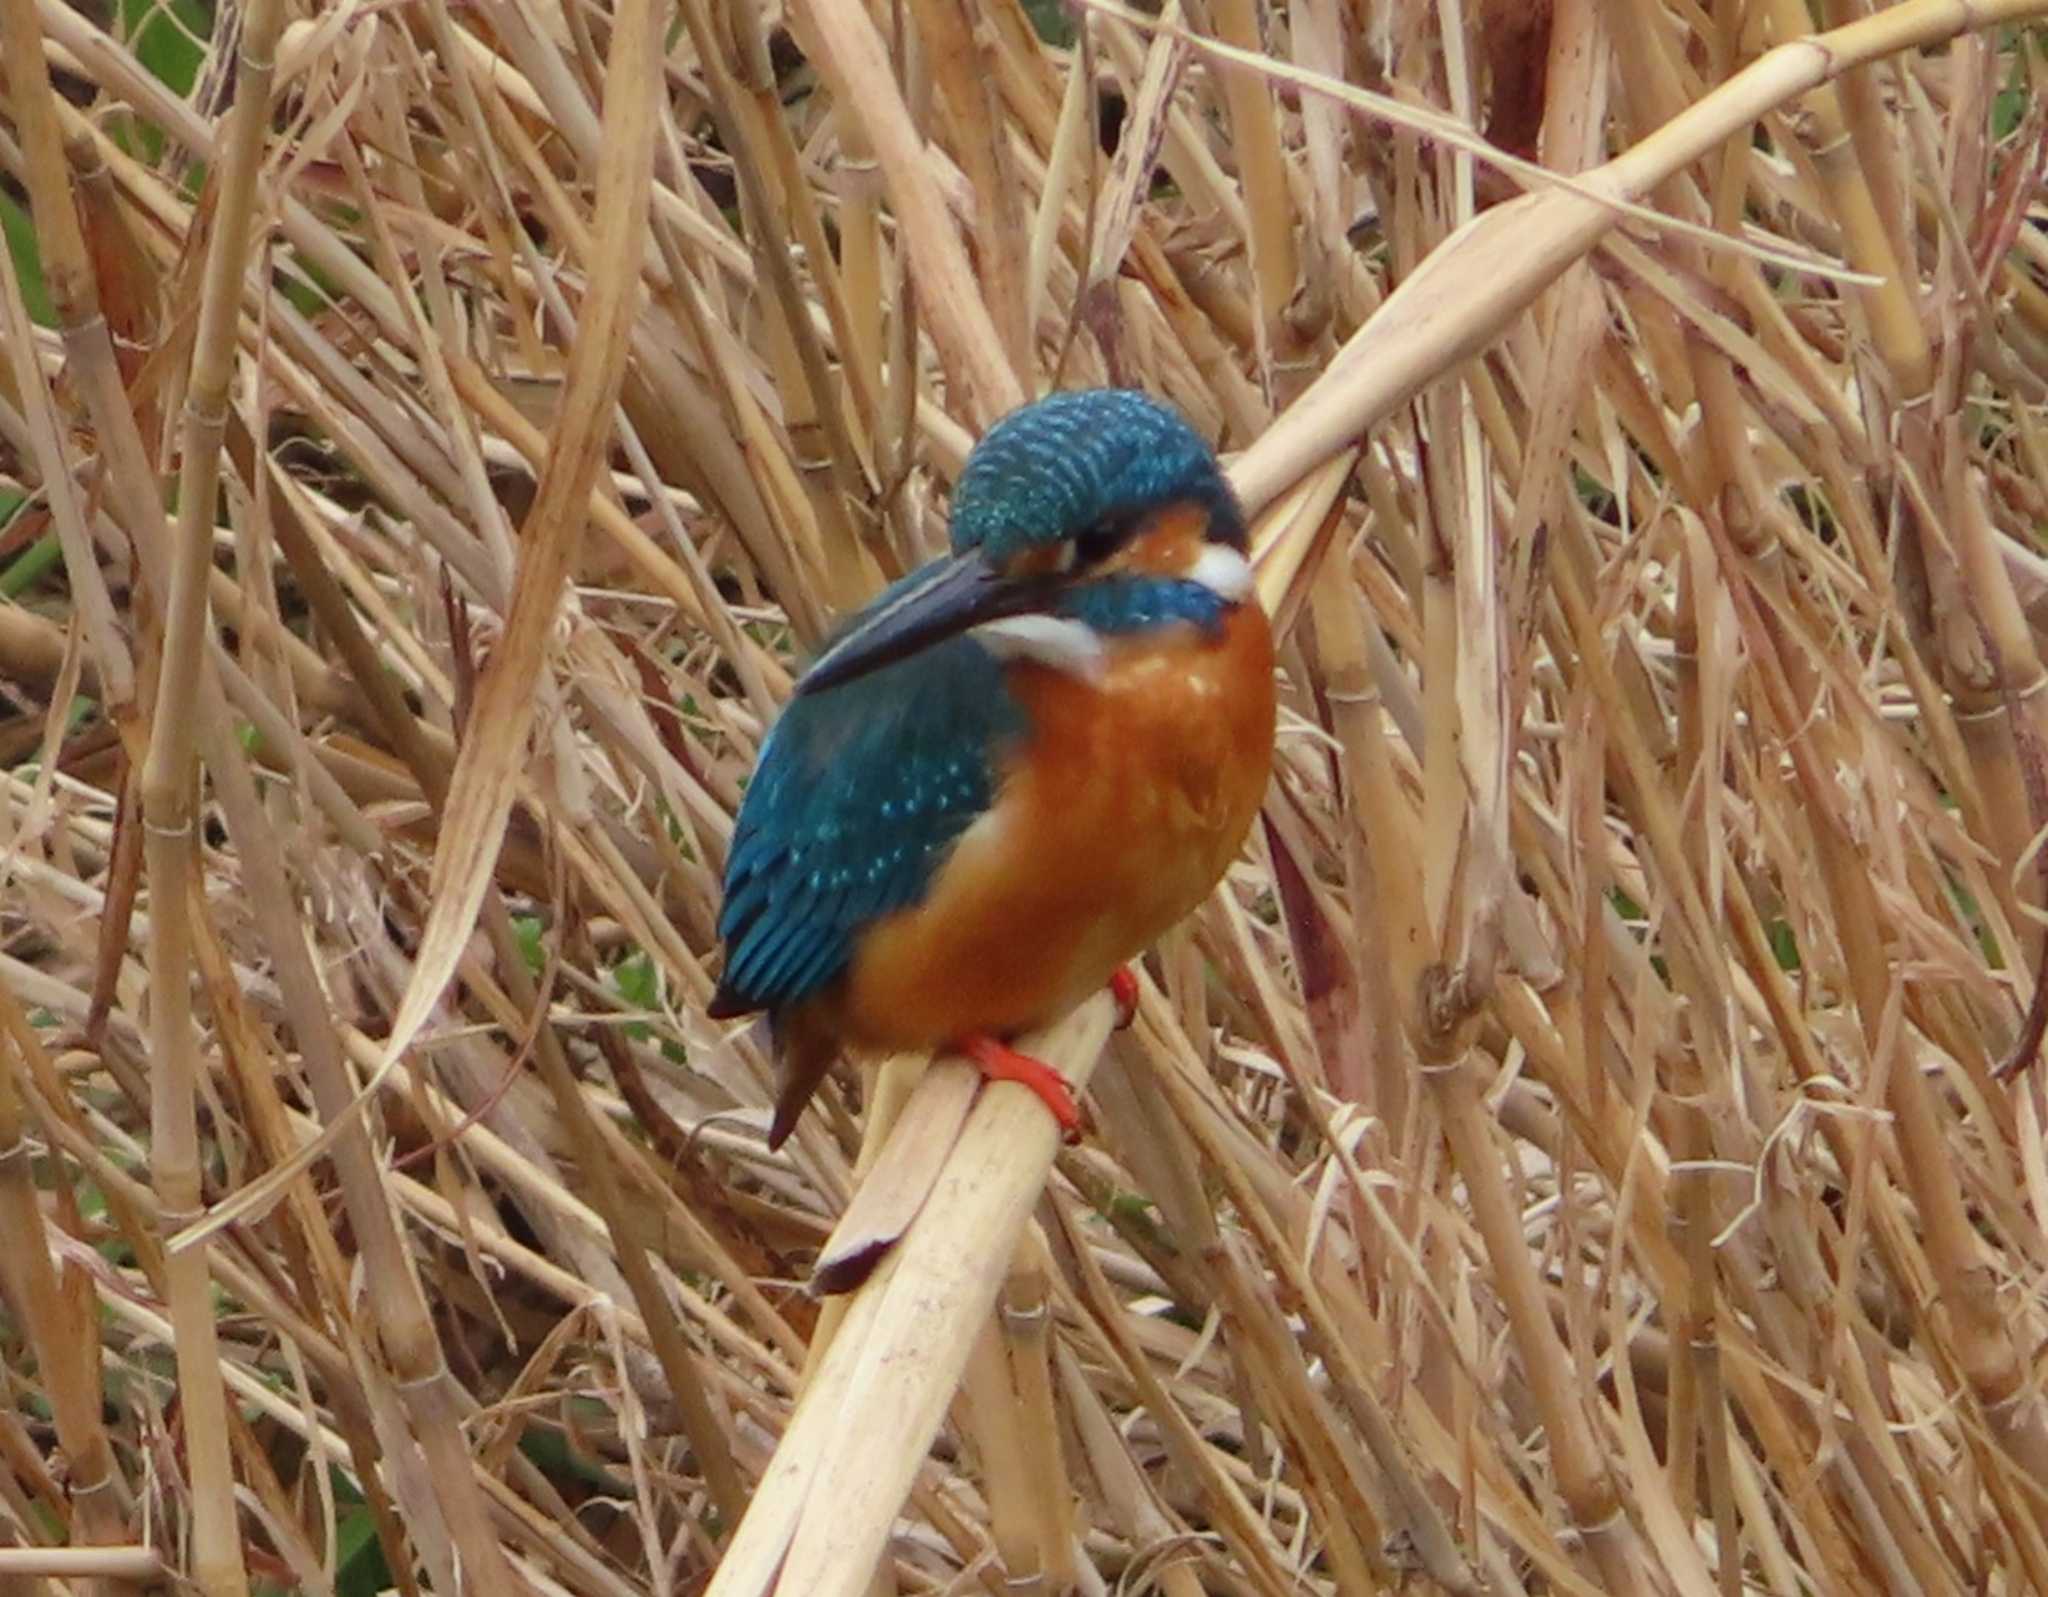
[837,601,1277,1049]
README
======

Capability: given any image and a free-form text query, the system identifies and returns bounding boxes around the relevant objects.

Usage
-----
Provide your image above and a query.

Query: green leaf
[1022,0,1075,46]
[512,914,547,976]
[121,0,209,97]
[1993,85,2026,139]
[0,532,59,600]
[1,193,53,327]
[333,1503,393,1597]
[612,949,660,1040]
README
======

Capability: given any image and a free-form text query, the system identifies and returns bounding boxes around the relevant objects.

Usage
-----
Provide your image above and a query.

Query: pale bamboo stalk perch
[704,997,1116,1597]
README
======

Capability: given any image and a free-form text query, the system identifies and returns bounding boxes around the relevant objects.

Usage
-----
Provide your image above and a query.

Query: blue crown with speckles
[948,390,1243,561]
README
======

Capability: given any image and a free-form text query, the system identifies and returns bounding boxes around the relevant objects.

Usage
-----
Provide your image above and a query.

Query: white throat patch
[1189,543,1254,601]
[973,615,1109,683]
[973,543,1251,683]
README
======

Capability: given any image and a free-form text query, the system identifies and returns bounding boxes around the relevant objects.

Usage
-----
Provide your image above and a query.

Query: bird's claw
[960,1034,1086,1143]
[1110,965,1139,1030]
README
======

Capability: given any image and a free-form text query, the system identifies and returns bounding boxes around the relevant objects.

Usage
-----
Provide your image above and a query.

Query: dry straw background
[7,0,2048,1592]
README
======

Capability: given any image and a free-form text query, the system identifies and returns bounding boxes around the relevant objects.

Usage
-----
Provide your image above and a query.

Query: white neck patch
[1189,543,1254,601]
[973,543,1251,682]
[973,615,1108,683]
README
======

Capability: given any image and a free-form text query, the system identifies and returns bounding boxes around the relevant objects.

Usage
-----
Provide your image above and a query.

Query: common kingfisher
[710,390,1277,1148]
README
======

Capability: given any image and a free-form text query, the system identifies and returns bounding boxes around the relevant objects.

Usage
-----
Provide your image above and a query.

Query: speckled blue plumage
[712,389,1232,1022]
[711,636,1026,1015]
[1056,575,1231,637]
[949,390,1243,558]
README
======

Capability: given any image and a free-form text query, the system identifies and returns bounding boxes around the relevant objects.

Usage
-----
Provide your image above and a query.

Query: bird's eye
[1073,516,1128,569]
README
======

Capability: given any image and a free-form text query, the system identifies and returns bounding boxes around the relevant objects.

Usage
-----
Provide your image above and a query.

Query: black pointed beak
[797,553,1055,696]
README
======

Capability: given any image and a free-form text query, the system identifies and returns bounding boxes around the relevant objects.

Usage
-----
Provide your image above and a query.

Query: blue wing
[710,633,1026,1017]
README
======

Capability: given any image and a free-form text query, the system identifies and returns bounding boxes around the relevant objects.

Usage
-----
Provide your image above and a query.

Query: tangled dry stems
[4,0,2048,1594]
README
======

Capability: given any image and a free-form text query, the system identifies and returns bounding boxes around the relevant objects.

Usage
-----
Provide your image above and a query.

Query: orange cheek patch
[1118,501,1213,579]
[1006,546,1069,578]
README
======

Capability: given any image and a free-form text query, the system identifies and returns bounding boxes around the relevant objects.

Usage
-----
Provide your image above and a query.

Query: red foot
[959,1034,1083,1142]
[1110,965,1139,1029]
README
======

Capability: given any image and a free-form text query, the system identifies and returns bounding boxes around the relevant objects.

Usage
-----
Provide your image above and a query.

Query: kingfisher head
[799,390,1251,694]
